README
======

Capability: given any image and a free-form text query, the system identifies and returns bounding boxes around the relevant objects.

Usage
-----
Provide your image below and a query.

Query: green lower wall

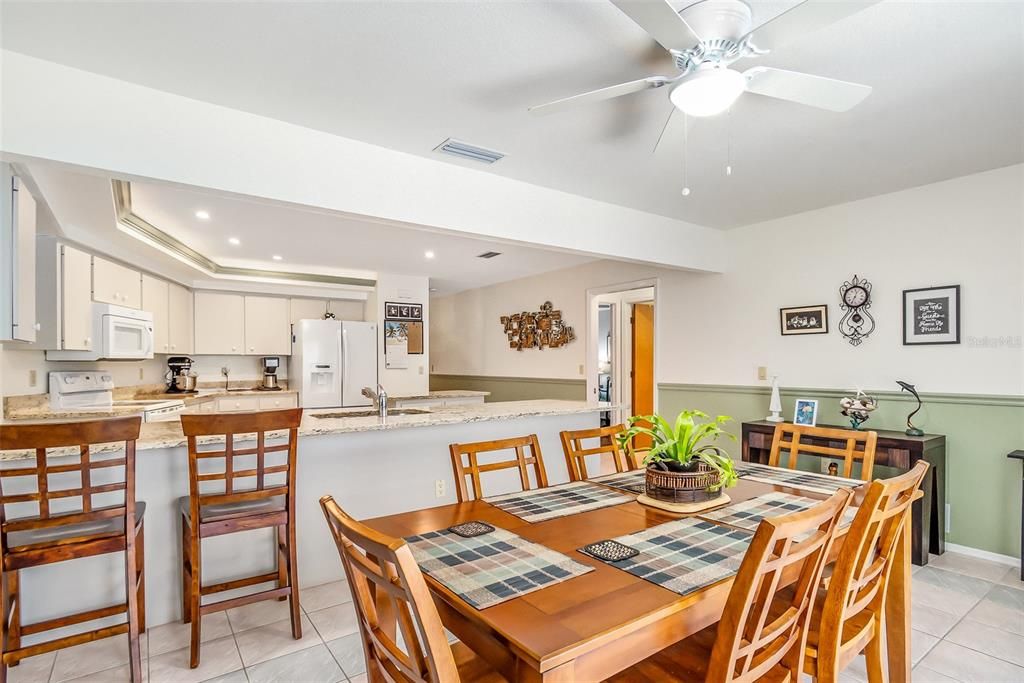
[659,383,1024,559]
[429,374,587,403]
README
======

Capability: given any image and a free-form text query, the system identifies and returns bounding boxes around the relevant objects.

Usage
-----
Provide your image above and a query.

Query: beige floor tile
[946,619,1024,667]
[301,580,353,614]
[998,566,1024,589]
[245,642,344,683]
[346,675,368,683]
[64,662,148,683]
[912,567,993,618]
[929,552,1016,582]
[920,640,1024,682]
[307,602,359,642]
[965,584,1024,636]
[326,633,365,679]
[148,635,242,683]
[912,603,960,638]
[6,651,56,683]
[234,614,321,667]
[51,633,149,683]
[225,598,296,634]
[912,630,940,666]
[196,670,247,683]
[911,665,961,683]
[147,613,233,657]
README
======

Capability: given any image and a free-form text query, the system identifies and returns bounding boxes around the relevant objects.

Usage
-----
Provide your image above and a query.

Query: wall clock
[838,275,875,346]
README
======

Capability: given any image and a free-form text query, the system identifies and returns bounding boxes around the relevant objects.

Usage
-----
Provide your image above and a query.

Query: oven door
[101,314,154,359]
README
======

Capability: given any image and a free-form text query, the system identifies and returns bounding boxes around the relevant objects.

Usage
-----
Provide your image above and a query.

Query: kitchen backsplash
[0,345,288,397]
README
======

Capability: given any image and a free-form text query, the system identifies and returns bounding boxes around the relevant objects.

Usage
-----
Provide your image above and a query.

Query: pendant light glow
[670,67,746,118]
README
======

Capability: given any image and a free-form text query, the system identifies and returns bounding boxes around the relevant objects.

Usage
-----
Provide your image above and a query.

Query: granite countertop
[0,400,614,461]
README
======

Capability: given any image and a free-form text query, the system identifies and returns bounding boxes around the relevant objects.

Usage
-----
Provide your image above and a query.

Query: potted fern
[618,410,738,508]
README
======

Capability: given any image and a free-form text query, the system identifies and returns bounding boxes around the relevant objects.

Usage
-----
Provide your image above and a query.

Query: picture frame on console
[793,399,819,427]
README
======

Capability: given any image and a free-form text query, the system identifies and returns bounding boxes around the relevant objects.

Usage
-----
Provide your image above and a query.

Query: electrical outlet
[28,369,37,388]
[419,365,424,375]
[435,480,446,498]
[579,364,585,375]
[221,366,229,377]
[757,366,768,381]
[139,367,144,381]
[945,503,951,534]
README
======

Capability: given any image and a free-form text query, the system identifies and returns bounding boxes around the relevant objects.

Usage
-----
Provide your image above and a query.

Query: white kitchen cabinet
[194,291,244,354]
[216,396,260,412]
[328,299,364,321]
[93,255,141,309]
[1,166,37,342]
[168,283,194,354]
[258,394,298,411]
[142,274,169,354]
[289,298,327,324]
[61,245,93,350]
[244,296,290,355]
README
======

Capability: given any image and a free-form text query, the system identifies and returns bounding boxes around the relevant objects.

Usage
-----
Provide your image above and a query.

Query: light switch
[757,366,768,381]
[28,370,37,387]
[579,364,585,375]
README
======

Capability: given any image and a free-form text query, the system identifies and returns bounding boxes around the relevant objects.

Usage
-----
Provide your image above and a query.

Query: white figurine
[766,376,784,423]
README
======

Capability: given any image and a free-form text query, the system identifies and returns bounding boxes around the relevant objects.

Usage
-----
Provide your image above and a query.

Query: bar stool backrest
[449,434,547,502]
[560,424,634,481]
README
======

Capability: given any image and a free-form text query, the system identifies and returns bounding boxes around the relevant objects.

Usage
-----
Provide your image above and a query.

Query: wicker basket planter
[644,463,721,504]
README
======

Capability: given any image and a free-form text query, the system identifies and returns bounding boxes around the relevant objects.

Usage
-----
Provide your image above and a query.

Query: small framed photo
[780,305,829,336]
[793,399,819,427]
[903,285,960,345]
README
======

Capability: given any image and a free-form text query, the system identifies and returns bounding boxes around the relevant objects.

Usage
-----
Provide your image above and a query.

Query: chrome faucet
[361,384,388,419]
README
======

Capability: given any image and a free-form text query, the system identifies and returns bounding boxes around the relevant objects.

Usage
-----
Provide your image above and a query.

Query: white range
[49,371,185,422]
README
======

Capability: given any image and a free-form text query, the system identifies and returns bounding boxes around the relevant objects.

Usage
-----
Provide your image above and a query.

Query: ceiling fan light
[670,67,746,117]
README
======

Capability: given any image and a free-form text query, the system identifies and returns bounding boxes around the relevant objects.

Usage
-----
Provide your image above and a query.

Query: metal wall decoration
[838,275,875,346]
[500,301,576,351]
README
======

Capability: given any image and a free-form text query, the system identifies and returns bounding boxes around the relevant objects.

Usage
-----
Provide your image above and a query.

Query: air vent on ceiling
[434,138,505,164]
[477,251,502,259]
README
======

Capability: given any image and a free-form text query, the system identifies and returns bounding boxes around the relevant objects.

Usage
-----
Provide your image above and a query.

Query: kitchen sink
[311,408,431,419]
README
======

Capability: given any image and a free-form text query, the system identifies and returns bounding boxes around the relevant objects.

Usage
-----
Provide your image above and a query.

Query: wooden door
[168,282,194,354]
[631,303,655,449]
[142,274,170,354]
[244,295,290,355]
[61,244,93,350]
[194,291,244,354]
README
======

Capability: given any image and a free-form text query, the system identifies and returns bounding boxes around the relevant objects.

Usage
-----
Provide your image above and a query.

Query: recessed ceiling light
[272,255,283,261]
[228,237,240,245]
[195,210,210,220]
[424,250,435,259]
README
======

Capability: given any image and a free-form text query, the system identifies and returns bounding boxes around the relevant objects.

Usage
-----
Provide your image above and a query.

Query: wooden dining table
[364,476,914,683]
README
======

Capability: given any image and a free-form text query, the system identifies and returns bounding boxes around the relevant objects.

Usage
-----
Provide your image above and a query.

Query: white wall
[374,273,430,396]
[432,164,1024,396]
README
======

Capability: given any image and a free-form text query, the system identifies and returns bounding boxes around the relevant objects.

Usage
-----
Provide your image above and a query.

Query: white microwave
[46,303,154,361]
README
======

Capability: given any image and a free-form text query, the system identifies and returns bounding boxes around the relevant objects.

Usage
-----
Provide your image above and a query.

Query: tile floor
[7,550,1022,682]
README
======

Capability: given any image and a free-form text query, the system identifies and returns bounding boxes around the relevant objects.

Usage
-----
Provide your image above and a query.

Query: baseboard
[944,542,1020,567]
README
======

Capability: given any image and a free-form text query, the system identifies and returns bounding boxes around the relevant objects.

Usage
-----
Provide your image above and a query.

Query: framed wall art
[779,305,829,336]
[903,285,960,345]
[385,302,422,321]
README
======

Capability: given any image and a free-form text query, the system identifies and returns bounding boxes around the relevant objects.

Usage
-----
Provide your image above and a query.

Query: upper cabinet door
[194,291,244,354]
[245,296,290,355]
[93,256,141,309]
[12,175,37,342]
[168,282,194,354]
[289,298,327,324]
[328,299,365,321]
[61,245,93,350]
[142,274,170,354]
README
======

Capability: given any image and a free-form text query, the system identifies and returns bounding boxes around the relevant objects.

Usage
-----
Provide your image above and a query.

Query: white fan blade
[529,76,671,115]
[609,0,701,51]
[743,0,883,52]
[744,67,872,112]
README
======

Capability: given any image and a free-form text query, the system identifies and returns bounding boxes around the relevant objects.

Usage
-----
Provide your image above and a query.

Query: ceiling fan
[529,0,879,129]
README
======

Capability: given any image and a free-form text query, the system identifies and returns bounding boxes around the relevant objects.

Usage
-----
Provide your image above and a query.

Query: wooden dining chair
[179,408,302,668]
[559,424,634,481]
[803,461,929,682]
[609,487,853,683]
[769,424,878,480]
[449,435,547,502]
[319,496,504,682]
[0,417,146,683]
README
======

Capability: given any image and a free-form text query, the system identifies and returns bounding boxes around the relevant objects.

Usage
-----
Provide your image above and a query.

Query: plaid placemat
[484,481,634,523]
[735,461,863,494]
[588,469,645,494]
[405,526,593,609]
[580,518,752,596]
[699,491,856,533]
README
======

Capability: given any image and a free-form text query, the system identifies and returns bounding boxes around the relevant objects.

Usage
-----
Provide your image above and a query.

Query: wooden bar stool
[449,435,547,502]
[179,408,302,668]
[559,424,636,481]
[0,416,146,683]
[770,424,878,480]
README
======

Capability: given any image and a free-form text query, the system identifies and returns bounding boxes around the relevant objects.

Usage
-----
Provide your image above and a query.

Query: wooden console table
[1007,450,1024,581]
[742,420,946,566]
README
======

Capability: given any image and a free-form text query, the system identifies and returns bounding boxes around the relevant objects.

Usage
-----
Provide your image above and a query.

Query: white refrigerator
[291,320,378,408]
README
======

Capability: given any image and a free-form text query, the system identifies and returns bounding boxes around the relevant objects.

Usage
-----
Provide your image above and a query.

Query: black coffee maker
[165,356,198,393]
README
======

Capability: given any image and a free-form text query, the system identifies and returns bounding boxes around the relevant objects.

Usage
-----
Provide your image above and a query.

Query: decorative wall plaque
[500,301,576,351]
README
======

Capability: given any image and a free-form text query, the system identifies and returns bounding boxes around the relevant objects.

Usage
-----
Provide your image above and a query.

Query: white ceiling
[127,180,595,295]
[3,1,1023,229]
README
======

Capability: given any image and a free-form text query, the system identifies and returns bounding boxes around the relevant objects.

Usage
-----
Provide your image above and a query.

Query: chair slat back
[769,424,877,480]
[320,496,460,683]
[560,424,633,481]
[0,417,141,542]
[449,435,547,502]
[180,409,302,509]
[708,488,853,683]
[816,461,929,673]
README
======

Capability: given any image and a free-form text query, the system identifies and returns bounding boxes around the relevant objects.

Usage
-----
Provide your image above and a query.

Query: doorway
[630,301,655,448]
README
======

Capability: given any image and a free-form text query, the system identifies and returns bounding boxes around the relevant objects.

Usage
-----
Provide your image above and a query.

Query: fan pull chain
[681,114,691,196]
[726,108,733,177]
